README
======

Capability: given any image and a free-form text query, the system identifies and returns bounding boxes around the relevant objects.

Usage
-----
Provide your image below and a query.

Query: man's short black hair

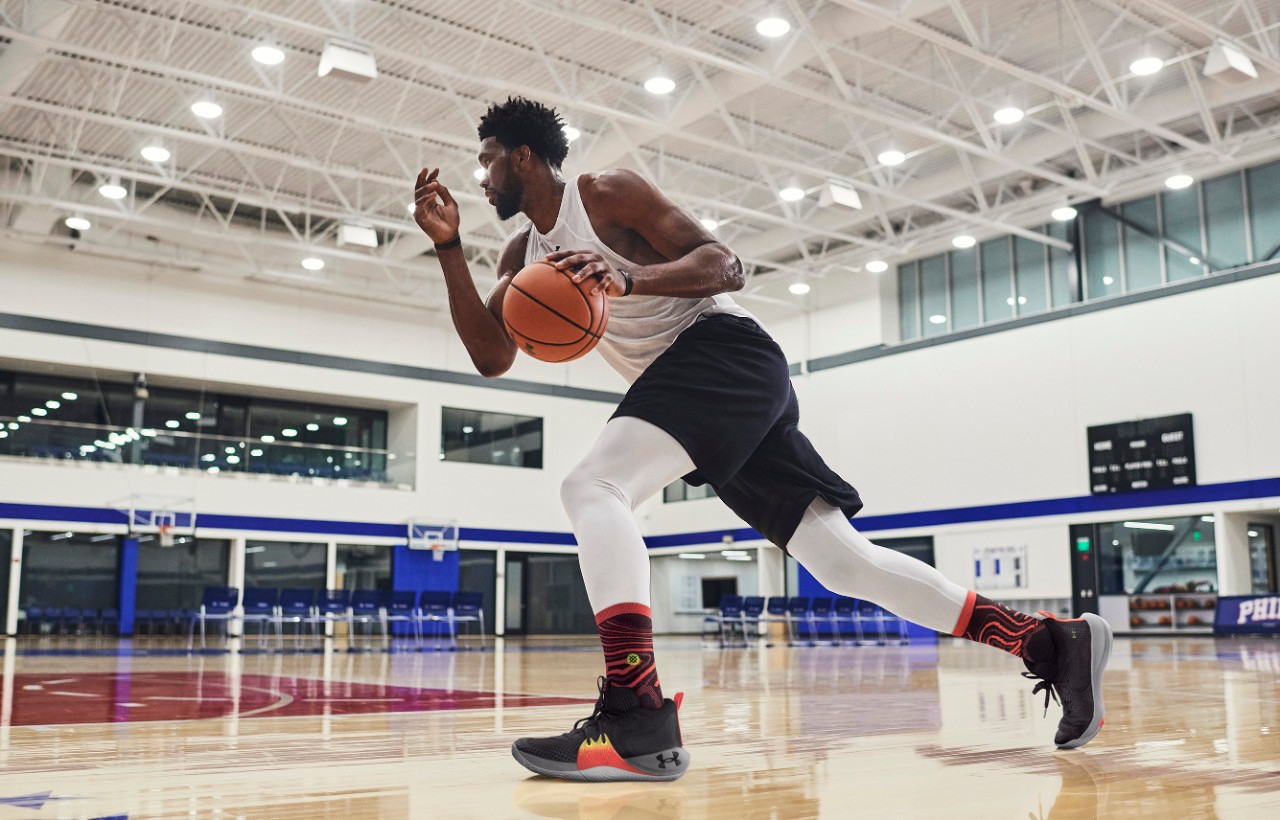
[478,97,569,169]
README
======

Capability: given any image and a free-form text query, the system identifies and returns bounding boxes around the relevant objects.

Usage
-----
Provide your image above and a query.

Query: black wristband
[619,268,633,296]
[434,234,461,251]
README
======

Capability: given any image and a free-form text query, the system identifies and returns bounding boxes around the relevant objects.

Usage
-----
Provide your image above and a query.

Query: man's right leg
[510,416,695,782]
[786,498,1112,749]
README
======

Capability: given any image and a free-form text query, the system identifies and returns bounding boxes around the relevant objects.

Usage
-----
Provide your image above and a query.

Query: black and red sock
[952,592,1053,666]
[596,602,663,709]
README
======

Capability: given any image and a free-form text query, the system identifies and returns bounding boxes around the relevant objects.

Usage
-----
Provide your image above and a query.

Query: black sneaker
[512,677,689,782]
[1023,612,1113,749]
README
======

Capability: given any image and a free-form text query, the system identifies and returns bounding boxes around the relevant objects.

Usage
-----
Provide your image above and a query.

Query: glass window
[441,407,543,468]
[1249,524,1277,594]
[20,531,120,611]
[1082,211,1122,299]
[336,544,391,591]
[1121,196,1162,293]
[981,238,1014,322]
[898,262,920,341]
[1047,222,1075,307]
[919,256,948,336]
[1204,172,1249,269]
[1013,236,1048,316]
[1161,187,1204,282]
[0,368,391,483]
[664,479,717,502]
[1247,161,1280,262]
[459,549,498,635]
[1096,516,1216,595]
[949,248,981,330]
[136,537,230,610]
[244,541,327,590]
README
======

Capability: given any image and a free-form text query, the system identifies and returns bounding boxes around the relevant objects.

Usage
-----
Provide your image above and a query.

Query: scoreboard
[1087,413,1196,495]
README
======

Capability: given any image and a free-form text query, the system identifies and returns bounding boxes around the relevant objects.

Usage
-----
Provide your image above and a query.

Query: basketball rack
[407,518,460,562]
[109,494,198,547]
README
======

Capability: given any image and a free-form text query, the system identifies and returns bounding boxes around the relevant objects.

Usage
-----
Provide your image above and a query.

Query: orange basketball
[503,260,608,362]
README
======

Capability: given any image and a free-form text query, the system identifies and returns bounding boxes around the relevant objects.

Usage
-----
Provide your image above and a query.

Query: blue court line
[3,474,1279,548]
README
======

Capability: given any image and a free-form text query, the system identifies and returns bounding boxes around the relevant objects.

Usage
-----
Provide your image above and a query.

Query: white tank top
[523,175,754,384]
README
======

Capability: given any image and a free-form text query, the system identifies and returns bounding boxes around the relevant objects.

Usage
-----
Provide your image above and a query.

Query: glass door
[1249,524,1277,594]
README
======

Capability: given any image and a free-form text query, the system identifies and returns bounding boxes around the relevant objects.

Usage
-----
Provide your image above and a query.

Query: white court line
[49,691,99,698]
[302,698,403,702]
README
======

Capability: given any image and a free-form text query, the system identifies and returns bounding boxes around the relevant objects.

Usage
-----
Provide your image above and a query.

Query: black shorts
[612,313,863,549]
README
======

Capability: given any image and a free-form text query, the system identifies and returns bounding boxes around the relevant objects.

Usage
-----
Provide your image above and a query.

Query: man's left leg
[511,416,695,781]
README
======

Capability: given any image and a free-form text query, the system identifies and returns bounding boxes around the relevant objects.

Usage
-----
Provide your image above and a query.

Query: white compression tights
[787,500,969,633]
[563,415,970,632]
[561,416,696,612]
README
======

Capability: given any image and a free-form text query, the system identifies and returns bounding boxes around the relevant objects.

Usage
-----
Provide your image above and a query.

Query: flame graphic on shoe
[577,734,647,775]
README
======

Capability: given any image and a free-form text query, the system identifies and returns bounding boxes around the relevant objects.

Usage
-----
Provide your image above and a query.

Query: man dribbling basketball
[413,97,1112,783]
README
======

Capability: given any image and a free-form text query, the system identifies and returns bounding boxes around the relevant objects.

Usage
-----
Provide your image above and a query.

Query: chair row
[704,595,910,648]
[189,587,486,651]
[19,607,121,636]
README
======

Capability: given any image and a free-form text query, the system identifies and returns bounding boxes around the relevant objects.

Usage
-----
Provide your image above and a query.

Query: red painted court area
[9,672,588,726]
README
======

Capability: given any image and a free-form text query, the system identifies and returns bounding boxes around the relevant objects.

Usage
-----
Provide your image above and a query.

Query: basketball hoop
[157,523,175,548]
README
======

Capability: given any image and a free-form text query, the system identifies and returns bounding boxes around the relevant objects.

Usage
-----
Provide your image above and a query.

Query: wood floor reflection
[1,635,1279,818]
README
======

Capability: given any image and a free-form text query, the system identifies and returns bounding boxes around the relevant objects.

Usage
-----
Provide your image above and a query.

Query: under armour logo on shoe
[655,751,681,769]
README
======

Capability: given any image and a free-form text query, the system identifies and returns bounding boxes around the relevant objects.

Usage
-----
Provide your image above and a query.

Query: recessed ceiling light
[140,145,171,162]
[46,400,60,409]
[1189,257,1201,265]
[251,44,286,66]
[699,217,719,231]
[779,187,806,202]
[1165,173,1194,190]
[993,107,1024,124]
[301,256,325,271]
[1103,275,1115,285]
[756,17,791,37]
[165,420,180,429]
[261,435,276,442]
[952,235,976,249]
[191,100,223,119]
[1130,56,1165,76]
[562,125,581,142]
[333,416,348,426]
[64,216,91,231]
[928,314,947,324]
[865,260,889,273]
[62,392,78,400]
[282,428,298,437]
[31,408,47,416]
[306,423,320,431]
[788,282,811,295]
[878,150,906,167]
[1051,206,1078,221]
[644,76,675,95]
[98,181,127,200]
[186,412,201,420]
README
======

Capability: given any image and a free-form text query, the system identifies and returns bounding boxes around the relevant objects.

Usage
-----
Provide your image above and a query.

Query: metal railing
[0,416,411,484]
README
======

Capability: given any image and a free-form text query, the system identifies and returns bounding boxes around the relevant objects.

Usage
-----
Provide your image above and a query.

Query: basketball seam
[507,276,602,340]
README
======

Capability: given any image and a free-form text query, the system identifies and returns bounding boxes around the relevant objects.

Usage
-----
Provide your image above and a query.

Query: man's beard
[494,179,523,220]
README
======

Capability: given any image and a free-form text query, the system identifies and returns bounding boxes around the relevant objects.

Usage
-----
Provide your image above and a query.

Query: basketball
[503,260,609,362]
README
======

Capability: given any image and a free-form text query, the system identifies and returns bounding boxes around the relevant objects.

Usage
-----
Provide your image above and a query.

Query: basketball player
[413,97,1112,783]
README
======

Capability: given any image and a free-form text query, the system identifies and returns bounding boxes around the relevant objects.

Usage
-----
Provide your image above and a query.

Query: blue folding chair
[787,597,813,646]
[416,590,455,650]
[702,595,745,648]
[241,587,279,643]
[741,596,766,646]
[348,589,386,651]
[761,597,790,647]
[384,590,420,647]
[308,589,351,639]
[832,597,858,645]
[189,587,239,649]
[451,591,486,650]
[274,588,317,650]
[810,596,836,645]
